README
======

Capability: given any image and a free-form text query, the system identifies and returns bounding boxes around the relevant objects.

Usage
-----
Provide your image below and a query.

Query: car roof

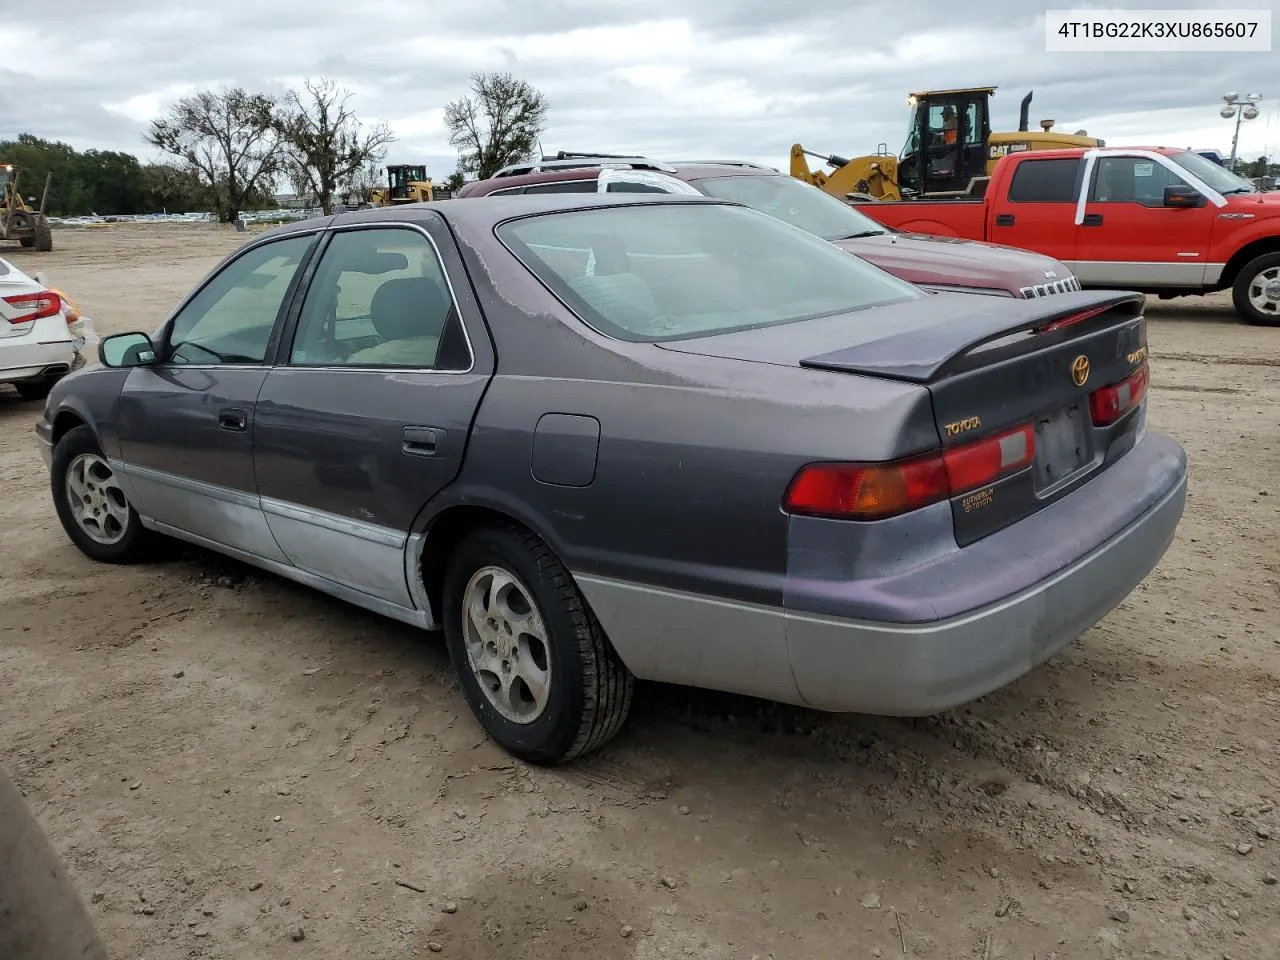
[455,159,782,197]
[253,191,730,242]
[1003,146,1184,161]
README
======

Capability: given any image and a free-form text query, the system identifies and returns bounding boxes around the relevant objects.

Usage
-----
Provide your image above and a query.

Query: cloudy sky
[2,0,1276,181]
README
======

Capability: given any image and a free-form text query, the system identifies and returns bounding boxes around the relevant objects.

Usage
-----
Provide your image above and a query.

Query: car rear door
[987,156,1083,263]
[1072,152,1217,287]
[251,216,493,607]
[113,230,320,557]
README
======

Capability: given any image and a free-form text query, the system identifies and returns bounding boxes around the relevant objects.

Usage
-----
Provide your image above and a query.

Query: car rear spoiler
[799,291,1145,384]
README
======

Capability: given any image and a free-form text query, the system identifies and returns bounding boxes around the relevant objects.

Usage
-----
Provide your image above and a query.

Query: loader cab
[897,88,992,197]
[387,164,428,202]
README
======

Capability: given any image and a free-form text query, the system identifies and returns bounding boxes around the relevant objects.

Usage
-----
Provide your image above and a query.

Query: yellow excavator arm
[789,145,902,202]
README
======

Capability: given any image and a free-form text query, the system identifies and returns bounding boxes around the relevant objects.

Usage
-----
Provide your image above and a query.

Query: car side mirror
[99,332,156,368]
[1163,185,1205,208]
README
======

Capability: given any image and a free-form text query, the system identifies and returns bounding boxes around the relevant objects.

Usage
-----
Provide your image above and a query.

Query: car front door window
[1090,157,1190,206]
[165,234,313,365]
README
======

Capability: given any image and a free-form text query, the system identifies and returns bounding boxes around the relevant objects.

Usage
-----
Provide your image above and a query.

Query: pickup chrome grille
[1019,275,1082,299]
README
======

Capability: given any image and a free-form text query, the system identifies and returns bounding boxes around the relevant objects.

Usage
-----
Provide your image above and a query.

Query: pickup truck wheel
[441,523,634,765]
[1231,253,1280,327]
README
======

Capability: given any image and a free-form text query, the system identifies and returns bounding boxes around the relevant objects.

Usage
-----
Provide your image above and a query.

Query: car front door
[251,218,493,609]
[114,231,319,557]
[1072,153,1217,287]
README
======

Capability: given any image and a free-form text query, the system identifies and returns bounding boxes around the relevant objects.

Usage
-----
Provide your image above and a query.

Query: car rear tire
[441,523,633,765]
[1231,252,1280,327]
[14,379,54,402]
[50,425,149,563]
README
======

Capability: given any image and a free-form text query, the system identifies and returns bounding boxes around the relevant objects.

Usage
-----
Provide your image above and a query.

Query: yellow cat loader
[369,164,450,206]
[1,165,53,251]
[791,87,1103,202]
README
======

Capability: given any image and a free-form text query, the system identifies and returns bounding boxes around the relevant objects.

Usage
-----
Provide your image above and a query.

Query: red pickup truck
[855,146,1280,326]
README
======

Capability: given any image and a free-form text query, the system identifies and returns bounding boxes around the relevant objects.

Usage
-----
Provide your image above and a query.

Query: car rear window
[496,202,921,342]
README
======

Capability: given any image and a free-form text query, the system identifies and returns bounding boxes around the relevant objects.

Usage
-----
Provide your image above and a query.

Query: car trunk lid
[662,290,1150,545]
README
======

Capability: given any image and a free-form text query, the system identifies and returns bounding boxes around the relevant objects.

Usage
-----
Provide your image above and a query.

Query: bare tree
[444,72,549,180]
[146,88,282,223]
[277,77,396,216]
[342,157,384,207]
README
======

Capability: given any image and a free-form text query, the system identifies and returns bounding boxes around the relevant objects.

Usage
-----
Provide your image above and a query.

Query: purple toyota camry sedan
[35,192,1186,764]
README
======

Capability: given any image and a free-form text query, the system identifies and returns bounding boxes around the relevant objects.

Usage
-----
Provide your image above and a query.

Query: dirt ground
[2,223,1277,960]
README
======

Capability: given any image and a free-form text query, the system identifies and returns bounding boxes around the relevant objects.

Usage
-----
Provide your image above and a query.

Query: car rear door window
[498,202,921,342]
[288,227,469,370]
[1007,158,1082,203]
[165,233,313,365]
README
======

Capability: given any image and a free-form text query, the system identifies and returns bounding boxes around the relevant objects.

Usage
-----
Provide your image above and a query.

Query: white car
[0,257,87,401]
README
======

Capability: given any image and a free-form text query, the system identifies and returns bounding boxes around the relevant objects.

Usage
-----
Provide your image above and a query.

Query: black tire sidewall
[15,379,54,402]
[1232,253,1280,327]
[50,425,146,563]
[442,527,589,763]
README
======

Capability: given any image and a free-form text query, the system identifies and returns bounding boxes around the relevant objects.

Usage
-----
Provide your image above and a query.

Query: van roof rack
[492,153,677,178]
[668,160,778,171]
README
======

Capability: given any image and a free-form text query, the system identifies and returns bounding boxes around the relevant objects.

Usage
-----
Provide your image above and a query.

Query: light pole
[1221,92,1262,172]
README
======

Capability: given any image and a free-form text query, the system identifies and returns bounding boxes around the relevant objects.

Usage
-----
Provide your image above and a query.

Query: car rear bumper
[0,338,79,385]
[576,430,1187,716]
[786,433,1186,713]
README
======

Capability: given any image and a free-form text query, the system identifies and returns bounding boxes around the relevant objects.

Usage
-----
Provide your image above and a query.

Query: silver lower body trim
[573,465,1186,716]
[1065,260,1226,289]
[140,517,431,630]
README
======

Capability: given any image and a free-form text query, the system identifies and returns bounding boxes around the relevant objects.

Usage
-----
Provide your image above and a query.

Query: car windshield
[1169,150,1256,194]
[497,202,921,343]
[692,174,891,241]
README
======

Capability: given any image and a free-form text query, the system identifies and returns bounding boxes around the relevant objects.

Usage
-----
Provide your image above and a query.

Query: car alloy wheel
[64,453,131,545]
[460,564,553,723]
[441,523,634,765]
[50,425,149,564]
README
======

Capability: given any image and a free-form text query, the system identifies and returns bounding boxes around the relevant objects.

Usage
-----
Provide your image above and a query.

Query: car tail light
[3,290,62,324]
[783,424,1036,521]
[1089,363,1149,426]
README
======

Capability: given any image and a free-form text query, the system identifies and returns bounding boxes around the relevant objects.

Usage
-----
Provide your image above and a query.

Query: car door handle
[217,408,248,432]
[402,425,442,457]
[995,213,1015,226]
[1082,212,1104,226]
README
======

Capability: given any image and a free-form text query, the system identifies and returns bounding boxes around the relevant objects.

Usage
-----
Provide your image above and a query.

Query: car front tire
[441,523,634,765]
[50,425,149,563]
[1231,252,1280,327]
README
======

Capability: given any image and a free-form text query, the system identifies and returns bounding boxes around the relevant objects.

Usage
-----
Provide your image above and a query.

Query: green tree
[0,135,76,215]
[146,87,284,222]
[445,171,466,191]
[443,72,549,180]
[277,77,396,215]
[0,133,218,216]
[140,163,211,213]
